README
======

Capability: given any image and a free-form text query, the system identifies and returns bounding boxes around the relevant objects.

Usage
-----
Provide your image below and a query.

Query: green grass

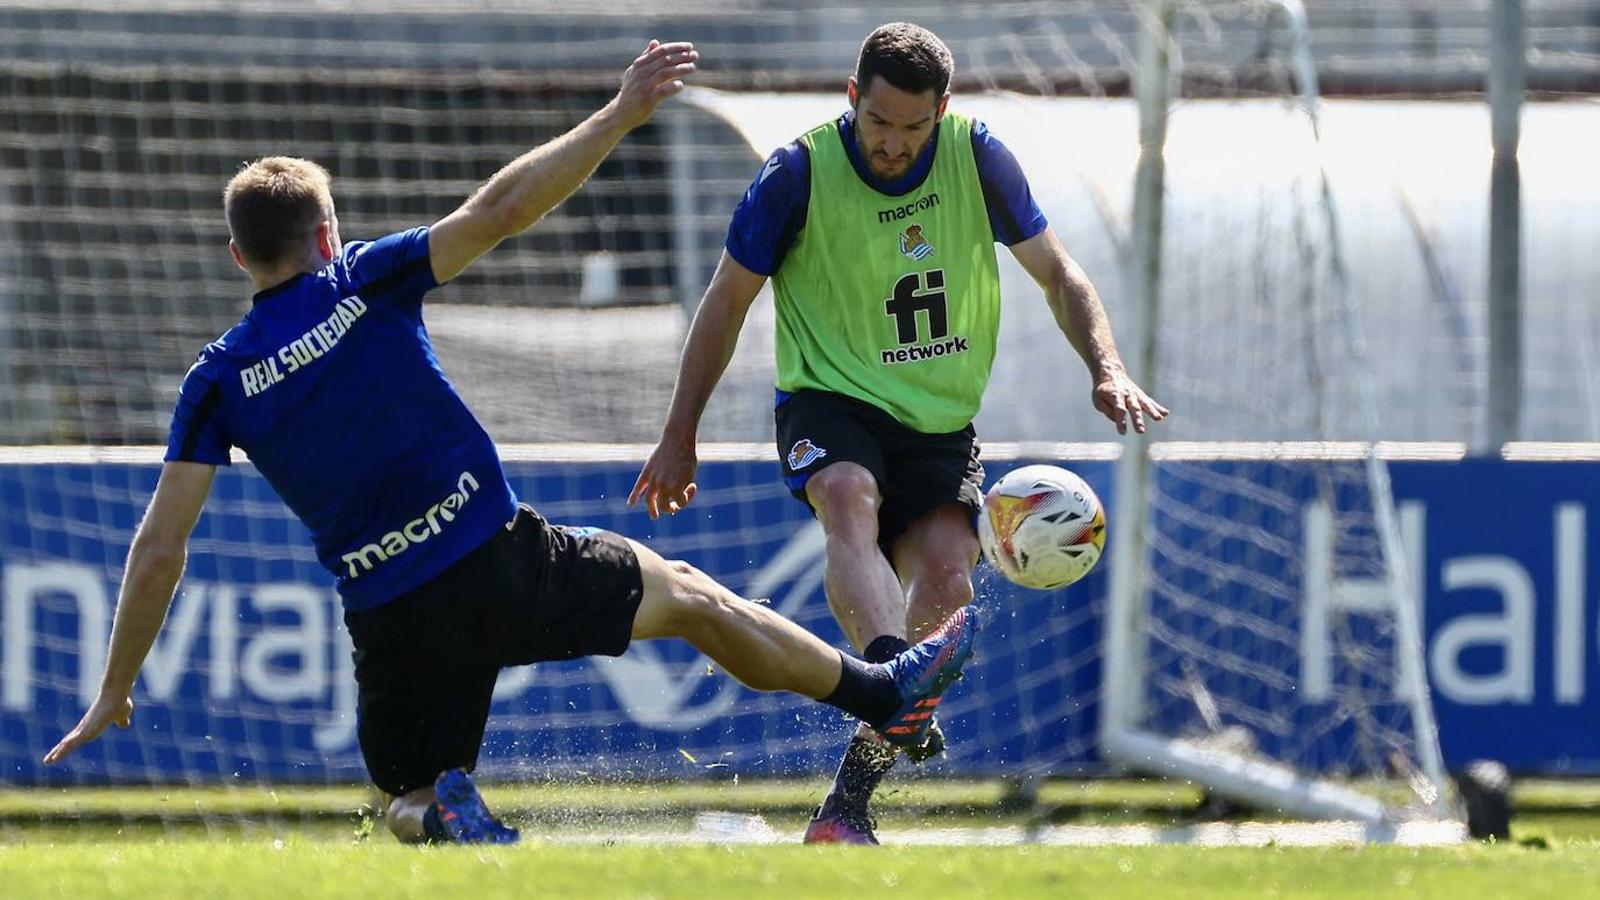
[13,778,1588,822]
[0,778,1198,821]
[3,781,1599,898]
[3,840,1598,899]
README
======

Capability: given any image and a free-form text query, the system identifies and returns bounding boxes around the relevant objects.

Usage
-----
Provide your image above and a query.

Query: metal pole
[667,104,702,320]
[1487,0,1525,452]
[1102,0,1175,746]
[0,196,16,442]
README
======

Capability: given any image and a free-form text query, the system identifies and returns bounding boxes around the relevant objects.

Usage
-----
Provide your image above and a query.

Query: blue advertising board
[0,455,1595,784]
[1394,460,1598,773]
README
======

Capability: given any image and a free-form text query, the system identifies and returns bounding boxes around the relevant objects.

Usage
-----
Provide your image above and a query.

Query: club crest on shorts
[899,224,934,261]
[787,438,827,471]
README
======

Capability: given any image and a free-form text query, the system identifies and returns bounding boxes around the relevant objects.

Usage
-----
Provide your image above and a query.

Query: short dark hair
[224,156,333,267]
[855,22,954,98]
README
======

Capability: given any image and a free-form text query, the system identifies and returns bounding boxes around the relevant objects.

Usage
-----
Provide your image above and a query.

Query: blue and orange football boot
[802,801,880,845]
[430,768,520,844]
[902,717,947,763]
[877,606,980,750]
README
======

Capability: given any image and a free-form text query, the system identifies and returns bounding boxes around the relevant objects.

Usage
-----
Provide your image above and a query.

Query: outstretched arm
[44,461,217,764]
[1009,227,1168,434]
[427,40,698,284]
[629,251,768,518]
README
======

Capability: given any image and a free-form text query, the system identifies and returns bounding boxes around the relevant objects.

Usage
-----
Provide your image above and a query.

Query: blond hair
[223,156,334,267]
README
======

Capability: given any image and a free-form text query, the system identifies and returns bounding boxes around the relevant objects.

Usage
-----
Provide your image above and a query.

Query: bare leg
[810,504,981,842]
[805,462,906,650]
[381,530,907,845]
[386,785,435,843]
[837,503,981,731]
[893,503,981,641]
[627,538,844,698]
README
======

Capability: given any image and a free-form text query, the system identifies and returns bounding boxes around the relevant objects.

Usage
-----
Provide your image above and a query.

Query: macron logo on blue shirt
[340,469,482,579]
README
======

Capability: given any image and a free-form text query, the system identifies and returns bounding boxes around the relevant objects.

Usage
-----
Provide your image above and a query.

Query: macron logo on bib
[340,469,480,579]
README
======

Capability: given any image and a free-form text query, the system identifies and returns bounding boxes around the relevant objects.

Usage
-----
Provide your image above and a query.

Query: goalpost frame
[1098,0,1458,830]
[1097,0,1171,787]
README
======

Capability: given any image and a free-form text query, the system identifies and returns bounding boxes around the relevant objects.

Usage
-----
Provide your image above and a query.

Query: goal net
[1096,0,1460,833]
[1,1,1596,447]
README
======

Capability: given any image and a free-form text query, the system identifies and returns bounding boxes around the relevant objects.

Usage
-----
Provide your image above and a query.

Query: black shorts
[342,503,643,797]
[775,389,984,559]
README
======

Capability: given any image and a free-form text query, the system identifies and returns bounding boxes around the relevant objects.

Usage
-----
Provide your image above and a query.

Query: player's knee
[657,560,726,634]
[672,593,738,646]
[808,466,881,536]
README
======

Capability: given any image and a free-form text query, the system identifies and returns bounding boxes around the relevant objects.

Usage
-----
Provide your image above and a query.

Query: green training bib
[773,112,1002,434]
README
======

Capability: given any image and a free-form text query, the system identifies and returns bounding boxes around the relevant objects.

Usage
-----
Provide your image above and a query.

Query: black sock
[863,634,911,664]
[823,735,899,814]
[817,636,912,816]
[420,801,448,843]
[820,651,900,728]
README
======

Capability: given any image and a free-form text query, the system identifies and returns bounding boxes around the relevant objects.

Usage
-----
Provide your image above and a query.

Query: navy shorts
[775,389,984,561]
[343,503,643,796]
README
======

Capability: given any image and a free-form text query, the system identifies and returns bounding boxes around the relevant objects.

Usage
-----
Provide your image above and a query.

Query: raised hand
[611,40,698,131]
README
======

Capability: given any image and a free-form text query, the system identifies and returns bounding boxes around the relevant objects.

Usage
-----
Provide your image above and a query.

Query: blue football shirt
[165,227,518,611]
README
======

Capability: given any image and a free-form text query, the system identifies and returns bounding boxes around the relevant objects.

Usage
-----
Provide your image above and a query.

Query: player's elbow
[471,199,525,243]
[130,532,187,575]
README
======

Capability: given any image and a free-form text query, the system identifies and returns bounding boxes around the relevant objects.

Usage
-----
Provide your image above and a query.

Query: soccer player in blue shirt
[632,24,1165,844]
[42,41,979,845]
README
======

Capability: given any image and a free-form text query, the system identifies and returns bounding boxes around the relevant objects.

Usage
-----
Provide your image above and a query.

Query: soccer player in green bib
[631,22,1166,844]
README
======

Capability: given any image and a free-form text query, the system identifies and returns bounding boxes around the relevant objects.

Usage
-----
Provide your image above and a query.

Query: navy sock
[820,651,901,727]
[863,635,911,664]
[824,735,899,814]
[818,635,911,816]
[421,801,448,843]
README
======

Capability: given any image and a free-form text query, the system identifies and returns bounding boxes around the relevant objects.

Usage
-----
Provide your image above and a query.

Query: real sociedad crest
[899,223,934,261]
[787,438,827,471]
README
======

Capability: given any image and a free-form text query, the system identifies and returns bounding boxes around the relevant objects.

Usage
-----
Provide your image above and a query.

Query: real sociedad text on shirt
[239,296,369,397]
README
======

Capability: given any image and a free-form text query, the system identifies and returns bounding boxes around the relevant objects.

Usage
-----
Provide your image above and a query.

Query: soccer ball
[977,464,1106,590]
